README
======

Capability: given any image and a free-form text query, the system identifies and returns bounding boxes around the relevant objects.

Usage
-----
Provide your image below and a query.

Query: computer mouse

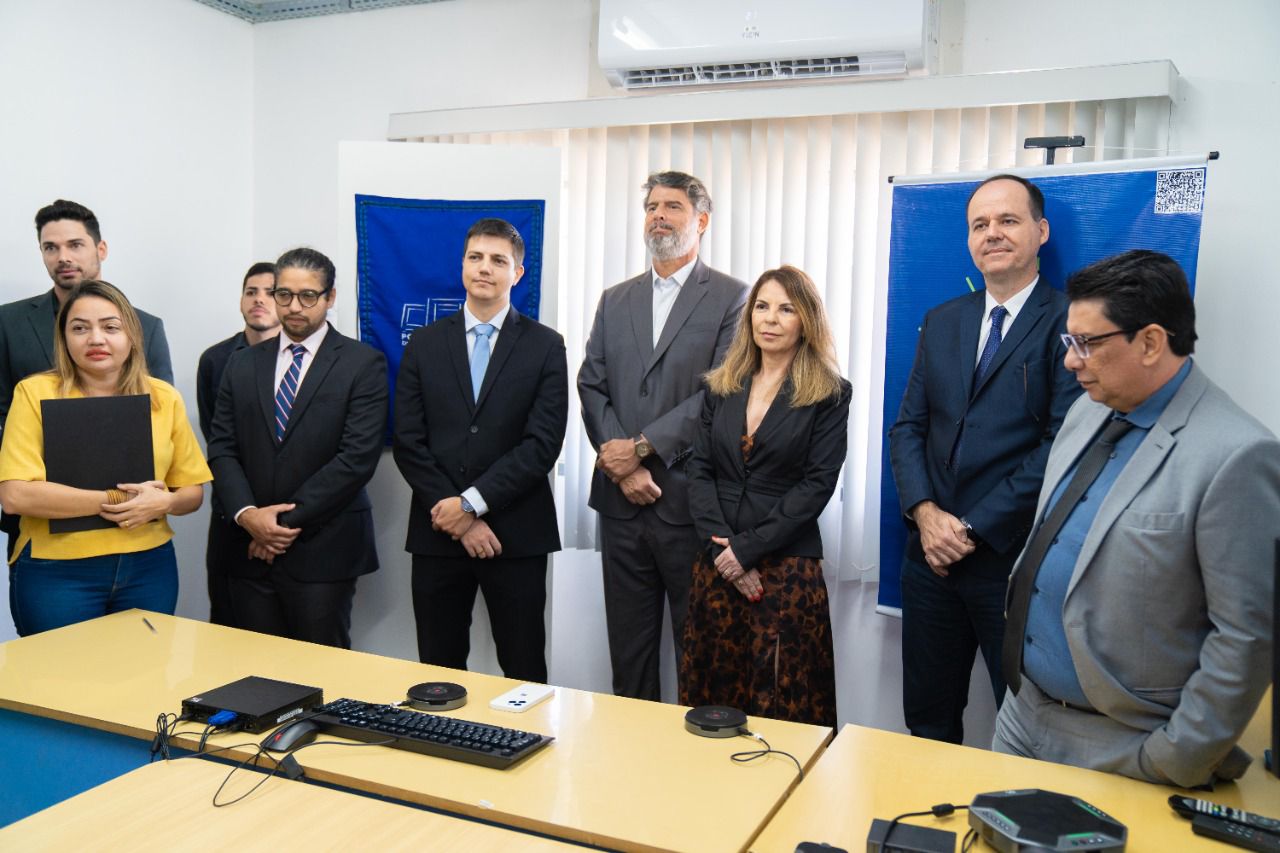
[261,719,321,752]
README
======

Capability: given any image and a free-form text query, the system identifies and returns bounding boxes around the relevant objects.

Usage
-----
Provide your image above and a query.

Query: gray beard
[645,224,698,261]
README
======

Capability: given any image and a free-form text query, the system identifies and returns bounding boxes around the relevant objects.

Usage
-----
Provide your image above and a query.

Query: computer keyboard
[310,698,554,769]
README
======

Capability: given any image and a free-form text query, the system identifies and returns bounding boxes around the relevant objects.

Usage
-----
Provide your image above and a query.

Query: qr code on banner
[1154,168,1205,214]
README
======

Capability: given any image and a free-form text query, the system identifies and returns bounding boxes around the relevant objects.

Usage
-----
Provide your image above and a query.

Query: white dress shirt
[651,257,697,348]
[975,275,1038,366]
[459,302,512,517]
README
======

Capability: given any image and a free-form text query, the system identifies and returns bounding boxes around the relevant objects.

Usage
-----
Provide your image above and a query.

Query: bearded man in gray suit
[995,250,1279,787]
[578,171,748,700]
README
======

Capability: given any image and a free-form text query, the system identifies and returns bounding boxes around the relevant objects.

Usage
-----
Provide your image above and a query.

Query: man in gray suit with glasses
[994,249,1279,787]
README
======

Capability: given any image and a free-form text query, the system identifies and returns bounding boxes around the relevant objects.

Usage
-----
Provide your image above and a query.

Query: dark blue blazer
[888,278,1080,578]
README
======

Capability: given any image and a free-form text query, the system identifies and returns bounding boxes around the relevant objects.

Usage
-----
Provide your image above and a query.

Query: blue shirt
[1022,359,1193,706]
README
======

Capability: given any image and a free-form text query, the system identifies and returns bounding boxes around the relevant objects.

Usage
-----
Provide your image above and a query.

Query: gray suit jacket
[0,289,173,437]
[1011,361,1279,786]
[578,258,748,524]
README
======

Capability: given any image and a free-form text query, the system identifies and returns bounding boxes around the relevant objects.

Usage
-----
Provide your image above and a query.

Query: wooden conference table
[753,695,1277,852]
[1,759,579,851]
[0,611,832,853]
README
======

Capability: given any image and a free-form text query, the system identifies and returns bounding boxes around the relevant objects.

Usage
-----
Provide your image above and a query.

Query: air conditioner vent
[621,53,908,89]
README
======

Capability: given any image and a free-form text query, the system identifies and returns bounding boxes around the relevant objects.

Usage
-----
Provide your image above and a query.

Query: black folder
[41,395,154,534]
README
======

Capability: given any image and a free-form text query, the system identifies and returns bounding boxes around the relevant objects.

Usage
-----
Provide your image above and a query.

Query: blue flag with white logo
[878,162,1207,611]
[354,195,545,440]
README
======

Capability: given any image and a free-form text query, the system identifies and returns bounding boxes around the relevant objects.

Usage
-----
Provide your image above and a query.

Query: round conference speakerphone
[968,789,1127,852]
[684,705,748,738]
[406,682,468,711]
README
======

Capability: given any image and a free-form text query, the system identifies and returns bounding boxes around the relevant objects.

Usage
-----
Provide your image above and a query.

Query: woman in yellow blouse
[0,280,212,636]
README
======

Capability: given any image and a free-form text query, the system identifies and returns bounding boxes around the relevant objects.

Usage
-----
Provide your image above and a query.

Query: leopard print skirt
[678,550,837,728]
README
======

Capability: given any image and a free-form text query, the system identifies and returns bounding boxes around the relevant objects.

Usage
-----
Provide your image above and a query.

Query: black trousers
[226,573,357,649]
[204,516,238,627]
[599,510,700,701]
[411,553,548,683]
[900,555,1008,744]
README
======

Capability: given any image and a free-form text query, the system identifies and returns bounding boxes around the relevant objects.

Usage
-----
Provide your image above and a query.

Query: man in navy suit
[0,199,173,557]
[394,219,567,682]
[889,174,1081,743]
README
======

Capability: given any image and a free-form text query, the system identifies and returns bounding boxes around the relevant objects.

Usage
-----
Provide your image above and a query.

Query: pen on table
[142,617,157,634]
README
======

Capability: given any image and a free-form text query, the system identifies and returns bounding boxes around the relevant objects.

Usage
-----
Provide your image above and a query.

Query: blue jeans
[9,541,178,637]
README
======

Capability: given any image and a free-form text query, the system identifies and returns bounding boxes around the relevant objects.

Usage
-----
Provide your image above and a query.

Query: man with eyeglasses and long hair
[206,247,388,648]
[994,249,1279,788]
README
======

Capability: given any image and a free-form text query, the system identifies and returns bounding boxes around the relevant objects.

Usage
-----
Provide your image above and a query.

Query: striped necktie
[274,343,306,441]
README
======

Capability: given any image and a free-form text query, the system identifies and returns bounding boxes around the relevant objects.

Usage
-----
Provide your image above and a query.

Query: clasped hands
[239,503,300,565]
[431,497,503,560]
[597,438,661,506]
[100,481,173,530]
[711,536,763,602]
[912,500,975,577]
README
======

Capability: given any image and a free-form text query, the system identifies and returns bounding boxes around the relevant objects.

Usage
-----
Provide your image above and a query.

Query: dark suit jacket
[196,331,248,444]
[687,377,851,569]
[578,258,748,525]
[393,308,567,559]
[0,288,173,436]
[888,279,1080,578]
[206,324,388,582]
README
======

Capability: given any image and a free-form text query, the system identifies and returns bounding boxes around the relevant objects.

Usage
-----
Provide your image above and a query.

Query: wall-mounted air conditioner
[598,0,931,91]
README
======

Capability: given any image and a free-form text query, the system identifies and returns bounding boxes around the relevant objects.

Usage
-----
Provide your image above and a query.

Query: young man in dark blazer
[889,174,1080,744]
[393,218,567,682]
[207,247,387,649]
[195,261,279,626]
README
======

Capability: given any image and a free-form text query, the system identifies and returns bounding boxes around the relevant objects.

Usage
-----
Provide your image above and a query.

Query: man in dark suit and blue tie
[207,247,387,648]
[393,219,567,682]
[889,174,1081,743]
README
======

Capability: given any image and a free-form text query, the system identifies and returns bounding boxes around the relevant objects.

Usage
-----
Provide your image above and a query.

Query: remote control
[1169,795,1280,834]
[1191,815,1280,852]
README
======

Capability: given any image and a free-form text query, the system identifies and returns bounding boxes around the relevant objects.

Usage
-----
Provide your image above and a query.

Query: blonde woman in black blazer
[680,265,850,727]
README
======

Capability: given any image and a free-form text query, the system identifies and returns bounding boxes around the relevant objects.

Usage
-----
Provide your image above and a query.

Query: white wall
[249,0,596,670]
[0,0,255,641]
[953,0,1280,433]
[2,0,1276,746]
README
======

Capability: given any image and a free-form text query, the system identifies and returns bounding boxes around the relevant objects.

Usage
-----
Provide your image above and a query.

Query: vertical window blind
[410,96,1157,579]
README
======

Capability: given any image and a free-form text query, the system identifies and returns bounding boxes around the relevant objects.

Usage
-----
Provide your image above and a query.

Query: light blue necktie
[471,323,494,401]
[274,343,306,442]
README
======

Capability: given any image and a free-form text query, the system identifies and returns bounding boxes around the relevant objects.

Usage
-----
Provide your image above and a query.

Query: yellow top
[0,372,212,561]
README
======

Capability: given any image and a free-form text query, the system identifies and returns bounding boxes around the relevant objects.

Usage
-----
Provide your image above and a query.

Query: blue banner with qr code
[877,162,1207,611]
[354,195,545,441]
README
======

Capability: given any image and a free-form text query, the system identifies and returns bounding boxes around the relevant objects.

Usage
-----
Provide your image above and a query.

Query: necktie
[471,323,494,401]
[1001,417,1136,693]
[948,305,1011,469]
[274,343,306,442]
[974,305,1008,386]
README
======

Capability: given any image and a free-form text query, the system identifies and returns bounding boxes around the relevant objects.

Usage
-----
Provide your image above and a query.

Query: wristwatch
[634,435,655,459]
[960,517,978,544]
[460,496,476,516]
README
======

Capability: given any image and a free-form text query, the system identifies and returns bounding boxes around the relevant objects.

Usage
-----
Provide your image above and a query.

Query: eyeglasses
[1060,327,1173,359]
[271,287,330,308]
